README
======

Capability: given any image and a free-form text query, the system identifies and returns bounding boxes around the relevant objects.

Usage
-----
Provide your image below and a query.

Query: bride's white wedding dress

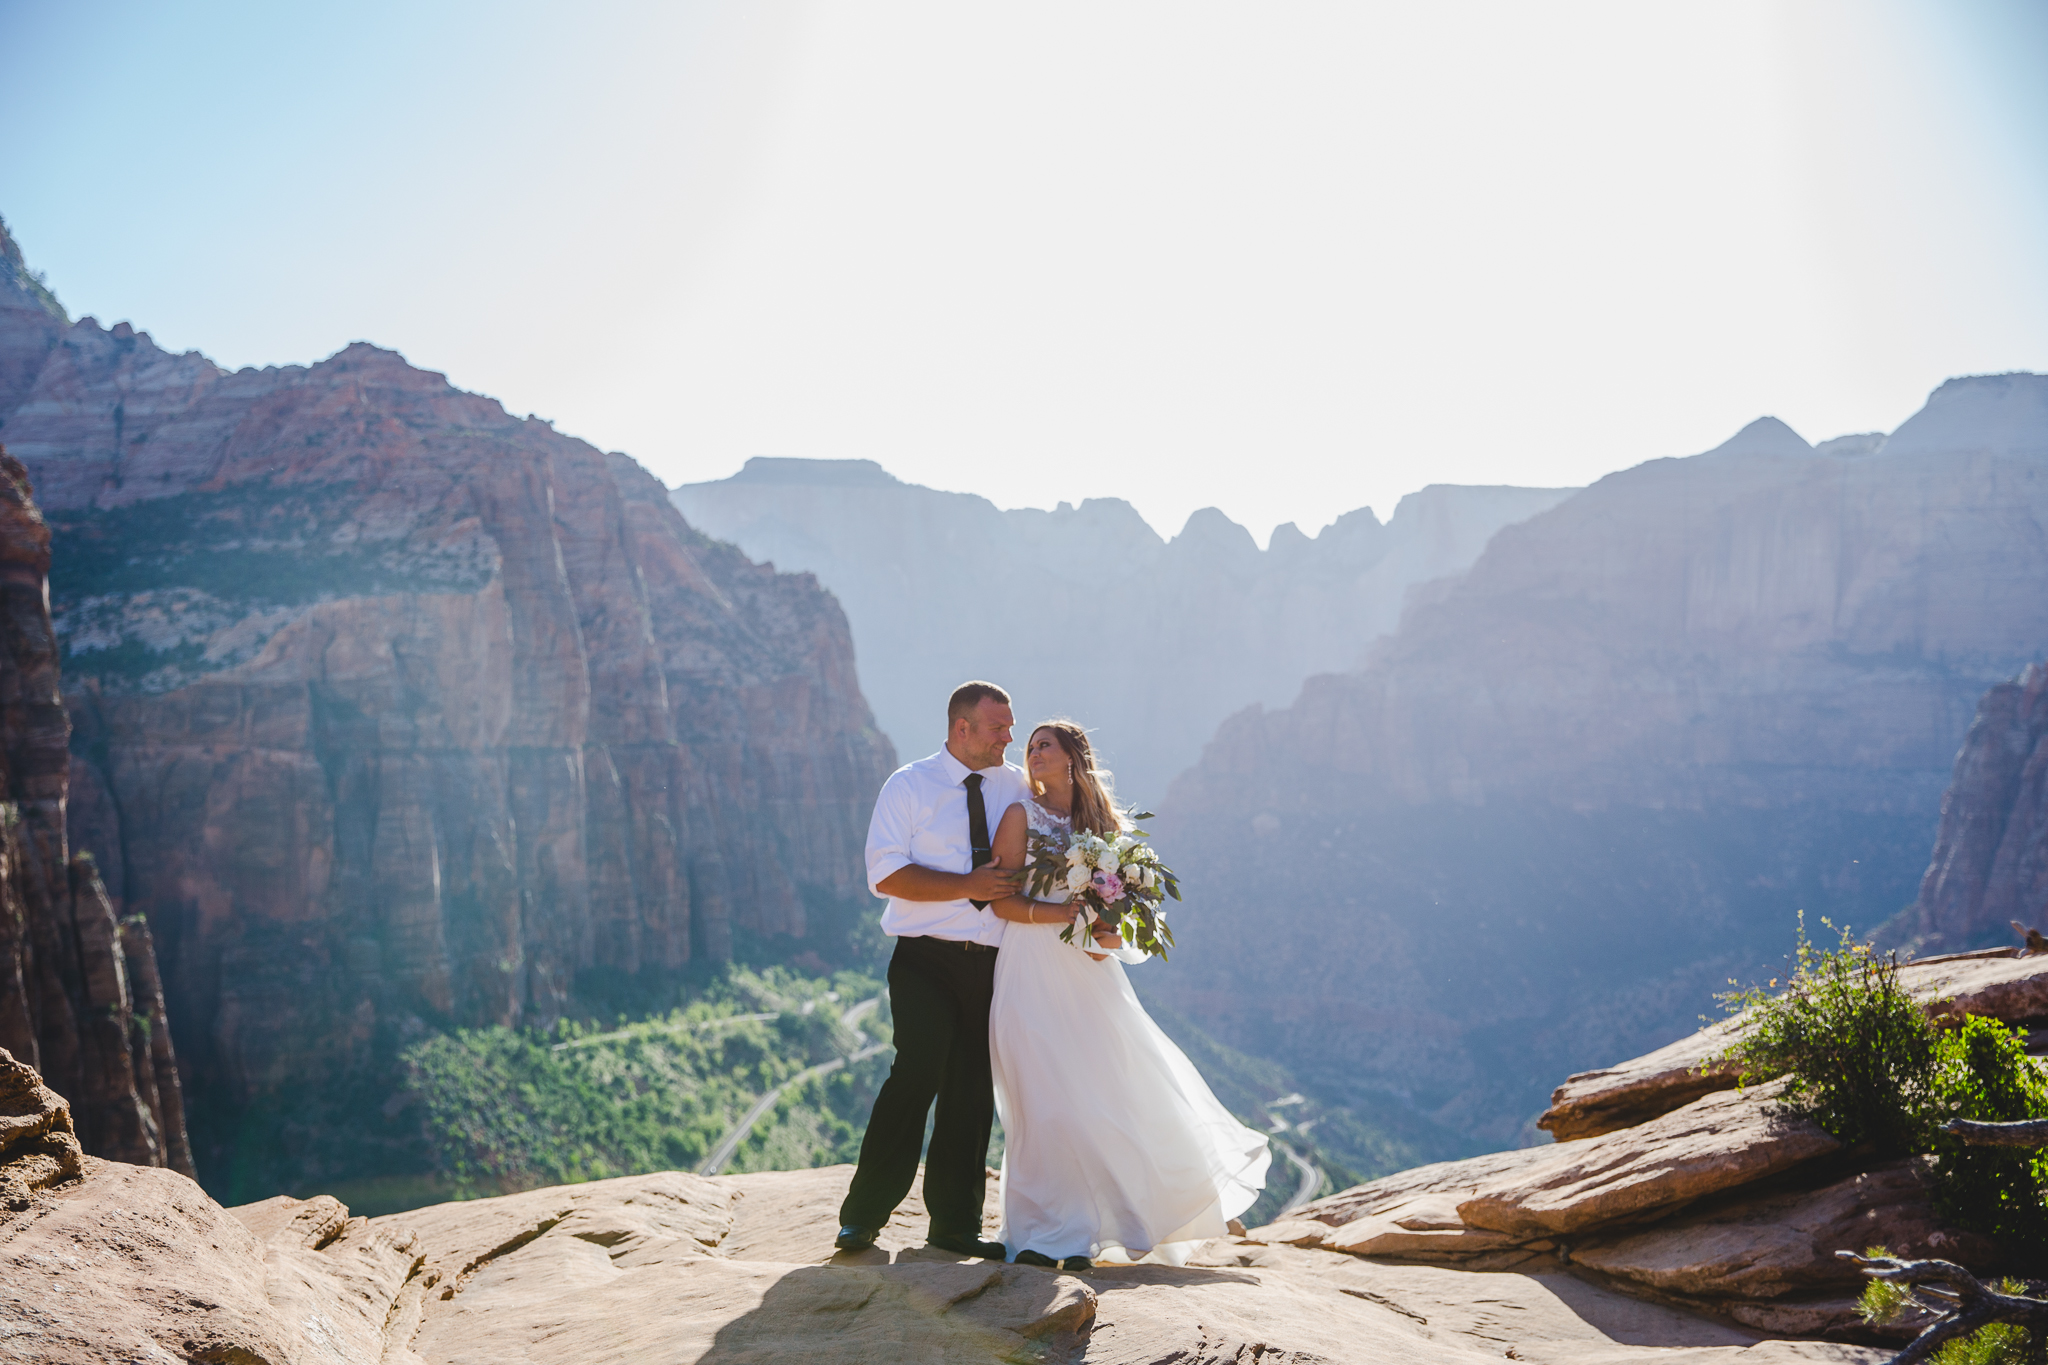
[990,799,1272,1264]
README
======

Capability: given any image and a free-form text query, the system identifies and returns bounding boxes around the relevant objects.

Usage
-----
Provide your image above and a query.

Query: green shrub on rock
[1718,917,1938,1155]
[1932,1015,2048,1254]
[1925,1319,2039,1365]
[1718,917,2048,1257]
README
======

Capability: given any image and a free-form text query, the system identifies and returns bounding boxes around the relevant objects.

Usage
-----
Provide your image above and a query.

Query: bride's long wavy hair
[1030,720,1124,838]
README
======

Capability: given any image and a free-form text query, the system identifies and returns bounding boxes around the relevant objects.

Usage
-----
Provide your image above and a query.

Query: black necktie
[965,772,993,908]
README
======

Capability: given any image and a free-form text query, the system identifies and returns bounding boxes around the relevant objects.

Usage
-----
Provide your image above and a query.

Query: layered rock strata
[0,220,894,1193]
[1902,660,2048,951]
[1569,1160,1996,1303]
[1458,1081,1841,1239]
[1258,958,2048,1340]
[0,447,191,1174]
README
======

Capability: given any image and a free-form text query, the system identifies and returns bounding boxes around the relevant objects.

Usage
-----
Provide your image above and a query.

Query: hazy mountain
[1149,374,2048,1145]
[674,460,1571,798]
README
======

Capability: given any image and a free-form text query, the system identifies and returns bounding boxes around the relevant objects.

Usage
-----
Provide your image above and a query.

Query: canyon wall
[674,458,1570,800]
[0,430,192,1176]
[1151,378,2048,1145]
[0,221,894,1196]
[1902,660,2048,951]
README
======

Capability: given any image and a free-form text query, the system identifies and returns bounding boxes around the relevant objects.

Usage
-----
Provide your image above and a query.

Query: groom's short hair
[947,681,1011,725]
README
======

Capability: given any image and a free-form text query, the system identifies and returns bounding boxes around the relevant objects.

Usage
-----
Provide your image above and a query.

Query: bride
[984,720,1271,1270]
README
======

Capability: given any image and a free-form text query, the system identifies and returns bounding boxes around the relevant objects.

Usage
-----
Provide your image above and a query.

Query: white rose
[1066,865,1090,892]
[1065,844,1088,867]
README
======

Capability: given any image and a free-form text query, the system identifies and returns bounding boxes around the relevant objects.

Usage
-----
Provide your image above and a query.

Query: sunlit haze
[4,0,2044,542]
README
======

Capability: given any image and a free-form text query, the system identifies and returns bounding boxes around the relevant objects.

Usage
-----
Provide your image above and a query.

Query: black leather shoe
[1014,1248,1057,1268]
[927,1232,1007,1259]
[1059,1255,1093,1272]
[834,1224,879,1252]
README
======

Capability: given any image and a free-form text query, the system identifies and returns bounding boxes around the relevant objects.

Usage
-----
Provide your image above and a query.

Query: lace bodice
[1024,798,1071,838]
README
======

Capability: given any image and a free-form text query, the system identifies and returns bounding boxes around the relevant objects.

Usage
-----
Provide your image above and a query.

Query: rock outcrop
[1538,1019,1746,1142]
[0,1046,83,1213]
[674,457,1573,798]
[1153,379,2048,1146]
[1,1056,1901,1364]
[1569,1160,1997,1303]
[1257,971,2047,1343]
[1901,660,2048,952]
[0,443,191,1175]
[1457,1082,1842,1238]
[1539,950,2048,1140]
[0,220,894,1196]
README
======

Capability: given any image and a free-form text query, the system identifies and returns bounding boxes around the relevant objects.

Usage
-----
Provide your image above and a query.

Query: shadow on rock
[703,1259,1095,1363]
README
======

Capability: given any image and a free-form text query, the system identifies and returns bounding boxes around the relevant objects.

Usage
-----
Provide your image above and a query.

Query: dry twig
[1943,1116,2048,1147]
[1837,1253,2048,1365]
[1836,1117,2048,1362]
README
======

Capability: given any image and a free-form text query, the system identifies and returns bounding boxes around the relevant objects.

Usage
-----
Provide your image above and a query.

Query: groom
[836,680,1031,1257]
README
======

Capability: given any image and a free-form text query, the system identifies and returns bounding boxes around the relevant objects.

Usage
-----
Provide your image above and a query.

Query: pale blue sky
[3,0,2044,542]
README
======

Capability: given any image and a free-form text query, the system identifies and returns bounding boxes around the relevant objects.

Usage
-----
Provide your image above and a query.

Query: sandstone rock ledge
[1264,962,2048,1350]
[0,1156,1890,1364]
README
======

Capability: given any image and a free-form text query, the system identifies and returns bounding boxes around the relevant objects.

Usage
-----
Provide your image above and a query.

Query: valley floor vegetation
[403,966,893,1197]
[1717,917,2048,1363]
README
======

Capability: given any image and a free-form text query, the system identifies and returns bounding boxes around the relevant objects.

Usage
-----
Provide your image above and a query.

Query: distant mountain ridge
[675,460,1572,797]
[1226,383,2048,812]
[1151,374,2048,1146]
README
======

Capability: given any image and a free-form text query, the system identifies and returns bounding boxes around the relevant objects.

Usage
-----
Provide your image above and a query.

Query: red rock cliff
[1903,661,2048,951]
[0,442,193,1175]
[0,221,894,1191]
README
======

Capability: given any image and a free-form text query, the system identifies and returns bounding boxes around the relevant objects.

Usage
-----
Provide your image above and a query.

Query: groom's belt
[904,935,995,953]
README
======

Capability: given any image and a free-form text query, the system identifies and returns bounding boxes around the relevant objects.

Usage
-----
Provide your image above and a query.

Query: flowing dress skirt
[990,921,1271,1263]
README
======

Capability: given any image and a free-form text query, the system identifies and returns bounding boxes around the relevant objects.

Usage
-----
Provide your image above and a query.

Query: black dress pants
[839,934,997,1237]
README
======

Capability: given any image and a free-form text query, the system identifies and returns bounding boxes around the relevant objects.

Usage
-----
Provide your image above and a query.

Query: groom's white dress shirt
[866,748,1033,947]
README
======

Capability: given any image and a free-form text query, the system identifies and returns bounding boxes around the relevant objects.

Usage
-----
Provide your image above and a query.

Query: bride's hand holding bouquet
[1025,818,1182,960]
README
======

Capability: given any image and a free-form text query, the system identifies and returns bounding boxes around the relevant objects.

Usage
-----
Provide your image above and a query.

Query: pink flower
[1091,869,1124,902]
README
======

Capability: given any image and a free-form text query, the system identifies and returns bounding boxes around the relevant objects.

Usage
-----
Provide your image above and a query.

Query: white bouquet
[1024,815,1181,960]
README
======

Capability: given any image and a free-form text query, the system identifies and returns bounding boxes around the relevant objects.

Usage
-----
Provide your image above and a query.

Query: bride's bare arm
[987,805,1076,927]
